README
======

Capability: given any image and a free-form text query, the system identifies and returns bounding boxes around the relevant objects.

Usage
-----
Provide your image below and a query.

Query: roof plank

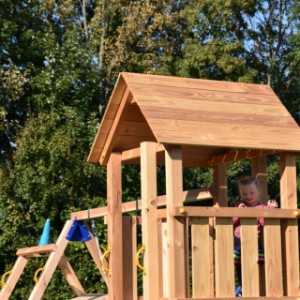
[148,118,300,151]
[122,72,275,95]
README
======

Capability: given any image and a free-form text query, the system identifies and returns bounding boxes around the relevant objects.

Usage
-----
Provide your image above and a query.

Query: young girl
[233,176,278,289]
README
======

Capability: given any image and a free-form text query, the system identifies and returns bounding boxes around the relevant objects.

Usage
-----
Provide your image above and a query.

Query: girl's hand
[239,203,246,208]
[267,199,278,208]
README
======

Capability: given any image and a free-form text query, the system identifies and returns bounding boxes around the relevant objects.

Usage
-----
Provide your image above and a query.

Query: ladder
[0,220,107,300]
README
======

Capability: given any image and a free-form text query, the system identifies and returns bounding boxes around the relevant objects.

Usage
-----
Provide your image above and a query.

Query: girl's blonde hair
[238,176,260,188]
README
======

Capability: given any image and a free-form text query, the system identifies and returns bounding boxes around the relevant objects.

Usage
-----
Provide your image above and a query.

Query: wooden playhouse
[83,72,300,299]
[2,72,299,300]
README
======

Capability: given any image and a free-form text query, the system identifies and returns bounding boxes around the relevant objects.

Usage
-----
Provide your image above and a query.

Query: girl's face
[239,182,260,206]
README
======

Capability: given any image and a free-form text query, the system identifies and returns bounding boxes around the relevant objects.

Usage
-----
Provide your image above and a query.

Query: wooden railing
[169,207,300,298]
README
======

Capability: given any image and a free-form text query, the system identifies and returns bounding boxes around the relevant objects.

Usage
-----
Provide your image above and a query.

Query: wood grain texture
[141,142,160,300]
[147,118,300,151]
[214,218,235,297]
[191,218,212,298]
[240,219,260,297]
[88,72,300,164]
[264,219,283,297]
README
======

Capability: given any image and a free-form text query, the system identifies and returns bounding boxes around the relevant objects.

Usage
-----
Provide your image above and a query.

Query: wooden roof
[88,72,300,166]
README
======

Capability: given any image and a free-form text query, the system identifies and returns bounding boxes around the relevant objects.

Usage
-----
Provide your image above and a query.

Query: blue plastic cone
[38,219,51,246]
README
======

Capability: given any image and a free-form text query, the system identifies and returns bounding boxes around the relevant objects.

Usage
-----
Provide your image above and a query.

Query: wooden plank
[240,219,259,297]
[280,153,299,296]
[16,244,56,257]
[191,218,212,297]
[131,217,138,300]
[113,134,156,152]
[100,88,132,165]
[122,72,275,95]
[84,223,108,286]
[147,118,300,151]
[141,105,296,128]
[208,149,277,166]
[214,218,235,297]
[174,297,300,300]
[122,216,136,300]
[160,221,169,298]
[129,81,279,104]
[123,105,147,122]
[70,295,108,300]
[141,142,160,300]
[264,219,283,297]
[174,206,300,218]
[118,121,154,138]
[0,256,28,300]
[58,255,85,296]
[71,187,214,221]
[139,97,291,119]
[252,156,268,204]
[121,143,165,162]
[107,152,123,300]
[165,147,187,298]
[28,220,73,300]
[212,164,227,207]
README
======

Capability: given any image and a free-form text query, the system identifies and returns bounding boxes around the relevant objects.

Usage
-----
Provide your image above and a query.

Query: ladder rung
[16,244,57,257]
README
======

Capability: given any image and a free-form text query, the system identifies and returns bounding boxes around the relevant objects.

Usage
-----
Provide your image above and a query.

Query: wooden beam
[100,89,132,165]
[165,147,187,298]
[107,152,123,300]
[280,153,299,296]
[264,219,283,297]
[173,206,300,218]
[121,143,165,162]
[174,297,300,300]
[212,164,227,207]
[191,218,212,297]
[58,255,85,296]
[122,216,137,300]
[16,244,56,257]
[240,219,259,296]
[214,218,235,297]
[141,142,160,300]
[84,222,108,286]
[252,156,268,204]
[71,187,213,221]
[0,256,28,300]
[28,220,73,300]
[208,149,277,166]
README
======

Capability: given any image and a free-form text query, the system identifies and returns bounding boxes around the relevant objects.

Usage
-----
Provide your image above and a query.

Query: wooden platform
[70,294,107,300]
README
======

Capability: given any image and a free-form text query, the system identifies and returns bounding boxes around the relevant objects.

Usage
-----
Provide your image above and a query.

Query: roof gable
[88,72,300,165]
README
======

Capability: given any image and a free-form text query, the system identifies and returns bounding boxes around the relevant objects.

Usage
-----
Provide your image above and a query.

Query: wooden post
[191,217,211,297]
[141,141,160,300]
[122,216,136,300]
[215,218,235,297]
[252,156,268,294]
[107,152,123,300]
[165,147,186,299]
[240,219,259,296]
[0,256,28,300]
[252,156,268,204]
[28,220,73,300]
[211,164,227,297]
[264,219,283,297]
[213,164,227,207]
[279,153,299,296]
[58,255,85,296]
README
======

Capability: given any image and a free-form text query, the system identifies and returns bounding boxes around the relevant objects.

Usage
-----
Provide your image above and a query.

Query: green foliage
[0,0,300,298]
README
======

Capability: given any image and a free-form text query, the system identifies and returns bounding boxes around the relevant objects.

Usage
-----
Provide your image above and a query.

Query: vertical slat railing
[191,217,212,298]
[240,219,260,296]
[214,218,235,297]
[264,219,283,297]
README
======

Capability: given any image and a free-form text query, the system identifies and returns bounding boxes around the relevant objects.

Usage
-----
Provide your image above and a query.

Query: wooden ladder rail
[0,220,86,300]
